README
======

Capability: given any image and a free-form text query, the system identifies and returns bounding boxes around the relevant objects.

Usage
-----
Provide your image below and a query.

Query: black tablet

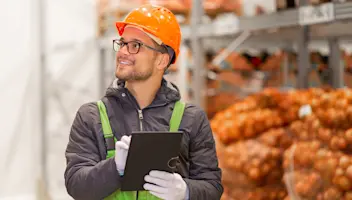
[121,131,183,191]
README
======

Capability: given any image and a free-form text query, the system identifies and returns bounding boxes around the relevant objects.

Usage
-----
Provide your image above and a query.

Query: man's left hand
[143,170,188,200]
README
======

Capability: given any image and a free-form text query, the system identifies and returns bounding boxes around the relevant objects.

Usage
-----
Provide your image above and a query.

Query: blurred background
[2,0,352,199]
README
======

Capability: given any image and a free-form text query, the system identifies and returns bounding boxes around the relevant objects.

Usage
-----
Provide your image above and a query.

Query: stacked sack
[283,89,352,200]
[211,88,352,200]
[212,89,295,200]
[283,140,352,200]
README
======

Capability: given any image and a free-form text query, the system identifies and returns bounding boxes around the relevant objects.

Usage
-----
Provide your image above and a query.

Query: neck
[126,76,163,109]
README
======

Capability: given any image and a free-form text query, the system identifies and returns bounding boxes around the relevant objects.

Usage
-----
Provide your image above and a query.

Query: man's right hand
[115,135,131,175]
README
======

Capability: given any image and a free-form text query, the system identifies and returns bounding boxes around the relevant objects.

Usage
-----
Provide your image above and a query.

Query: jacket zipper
[136,110,143,200]
[138,109,143,131]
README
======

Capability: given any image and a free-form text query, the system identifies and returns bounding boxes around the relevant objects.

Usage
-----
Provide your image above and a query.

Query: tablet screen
[121,131,183,191]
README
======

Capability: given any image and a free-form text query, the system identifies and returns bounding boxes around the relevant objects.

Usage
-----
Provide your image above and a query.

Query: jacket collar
[105,78,181,107]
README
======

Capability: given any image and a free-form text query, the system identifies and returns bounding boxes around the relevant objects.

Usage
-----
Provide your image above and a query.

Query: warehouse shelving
[181,1,352,38]
[183,1,352,107]
[240,1,352,31]
[99,1,352,108]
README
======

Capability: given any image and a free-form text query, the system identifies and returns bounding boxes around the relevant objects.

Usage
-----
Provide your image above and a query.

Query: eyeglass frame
[113,39,167,54]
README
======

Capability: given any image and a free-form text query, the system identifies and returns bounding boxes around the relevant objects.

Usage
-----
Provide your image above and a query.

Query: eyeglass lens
[113,40,141,54]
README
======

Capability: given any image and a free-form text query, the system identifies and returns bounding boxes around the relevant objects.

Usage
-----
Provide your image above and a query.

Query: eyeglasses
[113,39,166,54]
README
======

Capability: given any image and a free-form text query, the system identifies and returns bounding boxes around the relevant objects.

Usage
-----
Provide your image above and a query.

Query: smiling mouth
[118,60,134,65]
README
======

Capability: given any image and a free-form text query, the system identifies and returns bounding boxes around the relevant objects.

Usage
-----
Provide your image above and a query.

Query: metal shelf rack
[183,1,352,107]
[99,1,352,108]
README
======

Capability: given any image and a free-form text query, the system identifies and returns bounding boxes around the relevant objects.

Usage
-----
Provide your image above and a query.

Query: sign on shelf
[299,3,335,26]
[214,17,240,36]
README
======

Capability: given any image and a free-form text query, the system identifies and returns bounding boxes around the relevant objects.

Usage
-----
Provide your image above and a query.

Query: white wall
[0,0,41,198]
[0,0,99,199]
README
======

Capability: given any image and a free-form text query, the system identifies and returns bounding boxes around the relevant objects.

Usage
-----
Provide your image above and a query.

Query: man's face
[115,27,159,81]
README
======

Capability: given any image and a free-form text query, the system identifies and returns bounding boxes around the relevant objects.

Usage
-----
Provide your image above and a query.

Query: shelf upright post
[99,43,107,96]
[98,12,108,97]
[177,42,189,102]
[297,0,310,89]
[38,0,48,190]
[283,46,292,87]
[190,0,206,109]
[329,37,344,88]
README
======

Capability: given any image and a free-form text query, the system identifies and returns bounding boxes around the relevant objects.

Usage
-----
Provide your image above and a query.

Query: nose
[116,47,132,62]
[119,44,129,55]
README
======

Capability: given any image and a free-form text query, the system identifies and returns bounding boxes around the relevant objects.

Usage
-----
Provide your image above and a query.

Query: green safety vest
[97,100,186,200]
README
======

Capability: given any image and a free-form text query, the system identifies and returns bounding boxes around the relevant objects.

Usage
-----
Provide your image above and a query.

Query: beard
[115,64,153,81]
[115,53,157,81]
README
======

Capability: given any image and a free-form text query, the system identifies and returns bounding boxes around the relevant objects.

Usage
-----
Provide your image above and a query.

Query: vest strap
[97,100,116,158]
[169,101,186,132]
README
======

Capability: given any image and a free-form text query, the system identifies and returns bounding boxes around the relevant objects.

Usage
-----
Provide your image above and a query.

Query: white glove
[114,135,131,175]
[143,170,188,200]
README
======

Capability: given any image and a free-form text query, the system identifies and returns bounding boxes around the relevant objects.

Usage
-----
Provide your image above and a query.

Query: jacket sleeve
[184,109,223,200]
[64,103,122,200]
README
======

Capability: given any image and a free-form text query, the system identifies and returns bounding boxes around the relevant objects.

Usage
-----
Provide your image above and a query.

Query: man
[64,4,223,200]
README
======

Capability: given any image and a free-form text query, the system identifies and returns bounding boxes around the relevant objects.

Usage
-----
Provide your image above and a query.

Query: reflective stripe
[169,101,185,132]
[97,100,116,159]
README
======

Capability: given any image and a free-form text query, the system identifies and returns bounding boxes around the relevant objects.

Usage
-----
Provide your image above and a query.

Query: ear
[156,53,170,71]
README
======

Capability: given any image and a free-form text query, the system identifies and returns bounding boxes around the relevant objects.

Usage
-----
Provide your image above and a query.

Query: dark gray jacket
[64,79,223,200]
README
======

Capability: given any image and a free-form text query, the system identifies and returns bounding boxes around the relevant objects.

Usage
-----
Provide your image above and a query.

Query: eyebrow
[120,37,143,43]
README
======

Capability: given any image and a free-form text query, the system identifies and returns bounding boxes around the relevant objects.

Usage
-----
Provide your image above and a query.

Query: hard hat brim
[115,22,162,44]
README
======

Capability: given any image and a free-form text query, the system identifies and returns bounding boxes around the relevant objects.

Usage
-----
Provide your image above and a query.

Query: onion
[248,168,260,180]
[318,128,332,142]
[330,136,342,150]
[345,129,352,143]
[336,176,352,191]
[323,187,343,200]
[335,168,344,176]
[339,156,350,169]
[346,166,352,180]
[345,192,352,200]
[338,137,348,150]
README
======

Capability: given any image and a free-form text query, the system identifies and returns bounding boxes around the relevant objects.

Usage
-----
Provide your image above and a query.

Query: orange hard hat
[115,4,181,64]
